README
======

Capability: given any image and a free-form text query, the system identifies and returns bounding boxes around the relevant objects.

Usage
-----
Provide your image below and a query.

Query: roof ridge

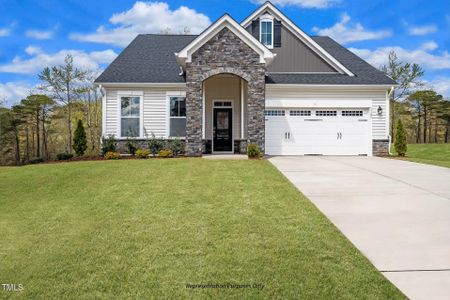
[138,33,199,37]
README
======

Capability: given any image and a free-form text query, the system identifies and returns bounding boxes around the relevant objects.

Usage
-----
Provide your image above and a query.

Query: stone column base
[372,139,389,156]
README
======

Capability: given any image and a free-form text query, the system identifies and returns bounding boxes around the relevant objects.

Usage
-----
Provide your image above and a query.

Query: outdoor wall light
[377,106,383,116]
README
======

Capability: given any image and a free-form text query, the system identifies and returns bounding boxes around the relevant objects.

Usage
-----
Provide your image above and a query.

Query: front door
[213,108,233,152]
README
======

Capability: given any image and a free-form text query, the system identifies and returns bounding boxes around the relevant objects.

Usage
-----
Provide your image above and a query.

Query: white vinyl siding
[103,87,186,138]
[266,86,389,140]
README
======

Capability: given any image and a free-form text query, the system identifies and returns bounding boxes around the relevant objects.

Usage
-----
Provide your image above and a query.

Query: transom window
[260,15,273,48]
[214,101,232,107]
[290,110,311,116]
[342,110,364,117]
[265,109,285,116]
[169,96,186,137]
[120,96,141,137]
[316,110,337,117]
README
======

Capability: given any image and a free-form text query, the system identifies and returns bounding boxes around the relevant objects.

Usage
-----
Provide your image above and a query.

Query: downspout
[388,86,394,155]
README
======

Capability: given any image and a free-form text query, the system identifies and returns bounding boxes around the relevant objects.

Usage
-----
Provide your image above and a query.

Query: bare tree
[39,54,87,153]
[382,51,424,142]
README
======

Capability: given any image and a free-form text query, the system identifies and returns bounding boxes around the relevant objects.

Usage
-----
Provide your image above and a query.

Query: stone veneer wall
[372,139,389,156]
[185,27,266,156]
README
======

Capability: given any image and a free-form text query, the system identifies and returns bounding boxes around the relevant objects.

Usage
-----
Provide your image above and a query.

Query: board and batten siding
[265,86,390,139]
[103,87,186,138]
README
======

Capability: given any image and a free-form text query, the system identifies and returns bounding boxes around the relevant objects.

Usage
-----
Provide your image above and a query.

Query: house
[95,1,396,156]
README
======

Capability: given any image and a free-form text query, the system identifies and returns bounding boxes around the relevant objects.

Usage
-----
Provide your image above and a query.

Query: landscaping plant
[73,119,88,156]
[101,135,117,155]
[169,137,183,156]
[104,151,121,160]
[394,119,407,156]
[56,152,74,161]
[126,134,138,156]
[247,143,262,159]
[158,149,173,158]
[148,133,164,157]
[135,149,150,159]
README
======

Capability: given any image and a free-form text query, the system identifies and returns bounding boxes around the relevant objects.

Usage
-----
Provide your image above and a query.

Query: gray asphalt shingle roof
[95,34,395,85]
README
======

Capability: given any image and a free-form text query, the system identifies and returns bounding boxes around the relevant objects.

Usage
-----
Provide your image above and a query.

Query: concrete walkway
[269,156,450,300]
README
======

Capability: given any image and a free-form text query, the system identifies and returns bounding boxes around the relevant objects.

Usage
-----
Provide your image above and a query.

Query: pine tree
[73,119,87,156]
[394,119,407,156]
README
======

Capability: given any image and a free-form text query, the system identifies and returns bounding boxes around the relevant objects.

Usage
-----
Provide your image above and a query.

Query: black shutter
[251,20,260,40]
[274,20,282,47]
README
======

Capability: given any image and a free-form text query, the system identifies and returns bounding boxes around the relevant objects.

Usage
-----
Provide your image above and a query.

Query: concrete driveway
[269,156,450,300]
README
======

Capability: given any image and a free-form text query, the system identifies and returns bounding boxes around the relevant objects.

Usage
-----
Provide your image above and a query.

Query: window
[290,110,311,116]
[265,109,285,116]
[170,96,186,137]
[214,101,232,107]
[342,110,363,117]
[315,110,337,117]
[260,15,273,48]
[120,96,141,137]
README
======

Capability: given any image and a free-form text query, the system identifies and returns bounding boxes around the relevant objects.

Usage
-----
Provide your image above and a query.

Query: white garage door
[265,108,371,155]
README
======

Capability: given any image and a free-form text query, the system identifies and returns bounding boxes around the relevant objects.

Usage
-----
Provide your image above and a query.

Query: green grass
[392,144,450,168]
[0,159,404,299]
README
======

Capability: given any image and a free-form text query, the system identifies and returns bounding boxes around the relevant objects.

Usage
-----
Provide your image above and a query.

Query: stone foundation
[201,139,248,154]
[115,139,186,155]
[372,139,389,156]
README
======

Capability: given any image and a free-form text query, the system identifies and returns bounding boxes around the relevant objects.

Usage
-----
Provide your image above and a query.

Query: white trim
[176,14,275,68]
[241,2,354,76]
[202,82,206,139]
[266,84,396,90]
[265,99,373,108]
[117,92,144,139]
[166,91,187,139]
[101,85,106,137]
[212,99,234,154]
[259,14,274,49]
[240,78,245,139]
[97,82,186,88]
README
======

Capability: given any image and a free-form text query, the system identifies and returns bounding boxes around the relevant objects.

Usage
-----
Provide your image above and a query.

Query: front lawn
[0,159,404,299]
[393,144,450,168]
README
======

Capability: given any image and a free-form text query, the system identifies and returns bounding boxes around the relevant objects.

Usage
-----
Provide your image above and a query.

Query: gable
[241,2,354,76]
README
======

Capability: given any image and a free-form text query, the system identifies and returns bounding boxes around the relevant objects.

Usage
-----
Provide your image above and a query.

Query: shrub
[148,133,164,156]
[136,149,150,159]
[126,137,138,156]
[247,143,262,159]
[394,119,407,157]
[168,137,183,156]
[158,149,173,158]
[104,151,121,160]
[73,120,87,156]
[29,157,44,164]
[101,135,117,155]
[57,152,74,161]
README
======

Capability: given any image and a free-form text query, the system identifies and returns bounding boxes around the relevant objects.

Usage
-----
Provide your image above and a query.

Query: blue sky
[0,0,449,105]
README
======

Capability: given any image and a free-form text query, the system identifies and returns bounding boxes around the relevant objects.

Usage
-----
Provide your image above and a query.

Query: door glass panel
[217,112,229,130]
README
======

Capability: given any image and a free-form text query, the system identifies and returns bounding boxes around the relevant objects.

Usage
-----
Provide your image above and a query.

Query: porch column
[185,78,203,156]
[246,70,266,152]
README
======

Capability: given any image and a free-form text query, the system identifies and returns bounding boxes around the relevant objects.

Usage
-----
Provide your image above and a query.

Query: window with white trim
[260,15,273,48]
[315,110,337,117]
[169,96,186,137]
[290,110,311,116]
[120,96,141,137]
[265,109,285,116]
[342,110,363,117]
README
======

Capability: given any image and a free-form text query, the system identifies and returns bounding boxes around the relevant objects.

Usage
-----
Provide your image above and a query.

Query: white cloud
[71,1,211,47]
[349,42,450,70]
[251,0,337,8]
[426,77,450,97]
[25,29,54,40]
[0,47,117,74]
[0,28,10,37]
[312,13,392,44]
[407,24,437,36]
[0,82,33,106]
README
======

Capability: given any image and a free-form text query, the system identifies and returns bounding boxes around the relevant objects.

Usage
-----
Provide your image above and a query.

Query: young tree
[73,119,87,156]
[382,51,424,142]
[394,119,407,156]
[39,54,87,153]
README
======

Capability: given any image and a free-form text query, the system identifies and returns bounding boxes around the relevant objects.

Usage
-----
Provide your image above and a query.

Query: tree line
[0,55,101,165]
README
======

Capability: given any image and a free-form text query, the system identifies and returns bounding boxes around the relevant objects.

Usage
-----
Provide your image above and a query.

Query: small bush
[136,149,150,159]
[104,151,121,160]
[158,149,173,158]
[394,119,407,157]
[57,152,74,161]
[168,137,183,156]
[101,135,117,155]
[73,120,87,156]
[29,157,44,164]
[126,138,138,156]
[148,133,165,156]
[247,143,262,159]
